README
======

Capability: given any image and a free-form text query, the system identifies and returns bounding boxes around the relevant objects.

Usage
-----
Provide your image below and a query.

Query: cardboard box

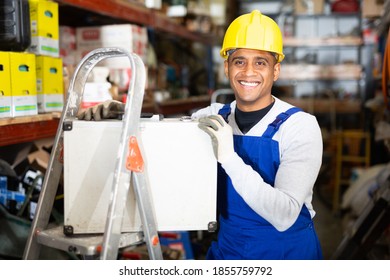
[145,0,162,9]
[76,24,133,69]
[131,24,148,63]
[36,55,64,112]
[32,137,54,152]
[27,138,54,174]
[59,26,77,66]
[362,0,384,18]
[76,24,148,68]
[63,119,217,234]
[28,0,59,57]
[27,149,50,174]
[10,52,38,117]
[294,0,324,15]
[0,52,12,118]
[81,82,113,109]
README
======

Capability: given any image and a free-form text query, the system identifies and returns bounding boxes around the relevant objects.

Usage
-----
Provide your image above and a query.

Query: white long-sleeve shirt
[191,96,323,232]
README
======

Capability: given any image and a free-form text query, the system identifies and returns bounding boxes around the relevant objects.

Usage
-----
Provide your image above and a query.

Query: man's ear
[273,63,281,81]
[224,60,229,78]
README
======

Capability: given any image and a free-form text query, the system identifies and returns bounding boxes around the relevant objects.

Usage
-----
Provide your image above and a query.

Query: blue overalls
[206,104,323,260]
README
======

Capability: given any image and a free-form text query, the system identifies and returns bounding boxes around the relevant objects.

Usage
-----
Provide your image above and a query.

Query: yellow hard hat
[220,10,285,63]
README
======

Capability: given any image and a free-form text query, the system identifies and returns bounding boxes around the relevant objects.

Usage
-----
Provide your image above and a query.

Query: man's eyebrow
[231,56,270,62]
[255,56,270,62]
[231,56,245,61]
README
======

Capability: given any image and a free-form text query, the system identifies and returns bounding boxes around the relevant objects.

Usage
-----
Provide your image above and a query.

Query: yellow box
[0,52,12,118]
[36,55,64,112]
[10,52,38,117]
[28,0,59,57]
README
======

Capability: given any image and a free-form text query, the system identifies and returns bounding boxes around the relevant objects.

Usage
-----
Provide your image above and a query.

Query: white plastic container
[63,117,217,234]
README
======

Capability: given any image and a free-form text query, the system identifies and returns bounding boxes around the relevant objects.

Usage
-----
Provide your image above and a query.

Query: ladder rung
[37,225,144,256]
[340,156,368,163]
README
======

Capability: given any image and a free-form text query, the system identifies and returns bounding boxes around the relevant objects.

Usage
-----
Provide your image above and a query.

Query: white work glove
[77,100,125,121]
[198,115,235,164]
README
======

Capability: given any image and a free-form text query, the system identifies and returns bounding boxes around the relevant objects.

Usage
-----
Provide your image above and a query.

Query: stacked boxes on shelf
[28,0,59,57]
[9,52,38,117]
[0,0,64,118]
[2,1,151,118]
[0,0,38,118]
[75,24,148,68]
[35,55,64,112]
[71,23,149,105]
[59,26,76,67]
[0,52,12,118]
[0,51,38,118]
[28,0,63,113]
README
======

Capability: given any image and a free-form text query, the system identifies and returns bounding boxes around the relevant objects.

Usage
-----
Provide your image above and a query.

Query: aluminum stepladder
[23,47,163,260]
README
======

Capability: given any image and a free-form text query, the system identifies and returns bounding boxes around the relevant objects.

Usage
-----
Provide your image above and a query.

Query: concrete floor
[312,191,344,260]
[312,184,390,260]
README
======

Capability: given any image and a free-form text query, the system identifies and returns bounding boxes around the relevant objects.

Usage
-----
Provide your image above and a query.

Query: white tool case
[63,117,217,234]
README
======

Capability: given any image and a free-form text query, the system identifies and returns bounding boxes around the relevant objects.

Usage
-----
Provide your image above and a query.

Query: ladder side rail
[100,51,162,260]
[22,130,63,259]
[129,54,162,260]
[132,171,162,259]
[23,49,109,259]
[23,48,136,259]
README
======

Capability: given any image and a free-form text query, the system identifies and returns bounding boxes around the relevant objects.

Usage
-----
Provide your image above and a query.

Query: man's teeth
[240,81,258,86]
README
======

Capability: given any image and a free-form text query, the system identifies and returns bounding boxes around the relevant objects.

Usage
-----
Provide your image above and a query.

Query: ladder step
[37,225,144,257]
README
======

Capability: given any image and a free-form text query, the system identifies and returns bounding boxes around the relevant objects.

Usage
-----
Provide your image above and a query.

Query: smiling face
[225,48,281,112]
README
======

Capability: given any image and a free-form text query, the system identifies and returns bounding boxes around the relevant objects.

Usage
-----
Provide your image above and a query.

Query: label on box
[12,95,38,117]
[37,91,64,113]
[0,97,12,118]
[30,36,59,57]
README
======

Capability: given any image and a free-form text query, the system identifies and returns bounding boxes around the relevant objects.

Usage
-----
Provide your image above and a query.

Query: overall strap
[218,103,232,123]
[262,107,302,138]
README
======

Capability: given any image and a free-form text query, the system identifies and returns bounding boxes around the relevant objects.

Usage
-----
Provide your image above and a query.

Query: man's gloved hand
[77,100,125,121]
[198,115,234,164]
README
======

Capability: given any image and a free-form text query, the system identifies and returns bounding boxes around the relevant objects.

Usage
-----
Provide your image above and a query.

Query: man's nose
[243,63,256,75]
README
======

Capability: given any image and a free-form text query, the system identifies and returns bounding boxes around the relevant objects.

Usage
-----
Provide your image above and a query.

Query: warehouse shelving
[0,0,217,147]
[237,0,367,129]
[0,113,60,147]
[279,11,365,101]
[282,15,365,131]
[56,0,216,45]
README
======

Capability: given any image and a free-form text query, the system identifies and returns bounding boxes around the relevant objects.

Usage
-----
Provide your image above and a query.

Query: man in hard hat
[193,10,323,259]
